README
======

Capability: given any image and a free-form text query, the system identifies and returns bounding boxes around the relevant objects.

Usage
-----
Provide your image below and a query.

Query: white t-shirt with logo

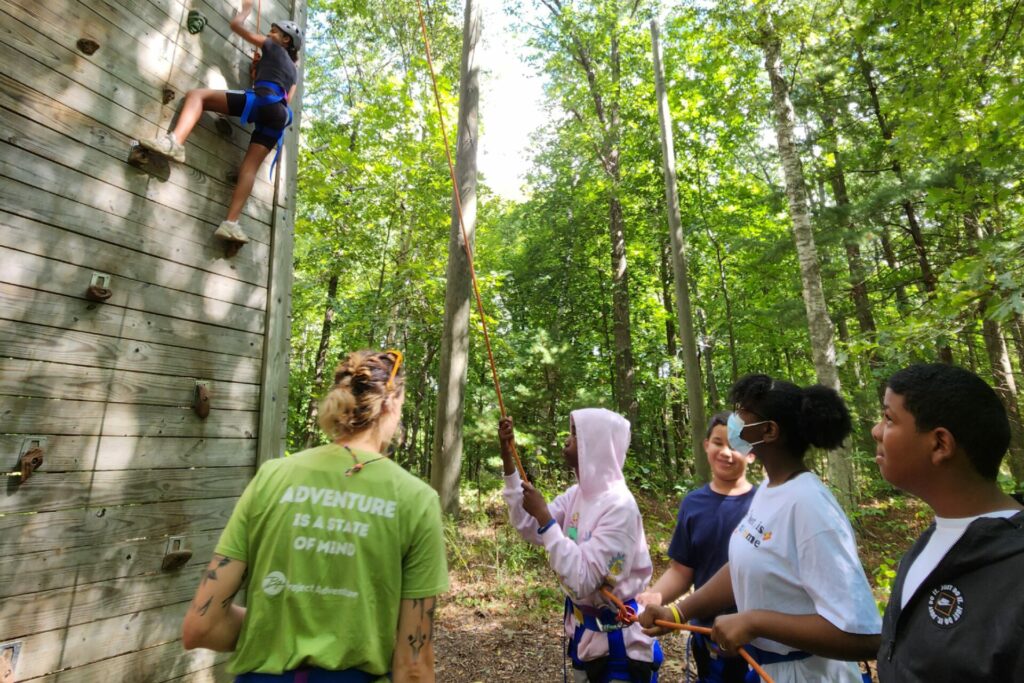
[729,473,881,682]
[900,509,1019,608]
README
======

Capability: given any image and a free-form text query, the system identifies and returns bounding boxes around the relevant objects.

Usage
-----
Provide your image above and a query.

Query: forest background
[286,0,1024,515]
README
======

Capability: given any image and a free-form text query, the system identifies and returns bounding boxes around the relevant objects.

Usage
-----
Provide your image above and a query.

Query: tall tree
[431,0,482,514]
[758,14,856,507]
[651,19,709,482]
[538,0,640,423]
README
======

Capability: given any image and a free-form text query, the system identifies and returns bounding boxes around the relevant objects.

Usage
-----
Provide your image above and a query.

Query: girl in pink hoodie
[499,408,662,683]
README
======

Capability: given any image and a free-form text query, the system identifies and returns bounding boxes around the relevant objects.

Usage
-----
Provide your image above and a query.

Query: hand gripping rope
[597,586,774,683]
[415,0,527,483]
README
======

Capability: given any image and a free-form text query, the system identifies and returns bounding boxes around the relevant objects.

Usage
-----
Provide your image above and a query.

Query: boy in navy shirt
[638,412,756,683]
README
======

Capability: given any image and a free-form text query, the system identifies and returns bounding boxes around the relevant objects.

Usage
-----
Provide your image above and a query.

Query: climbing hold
[162,88,176,105]
[192,381,211,419]
[76,38,100,55]
[17,446,44,484]
[215,116,233,137]
[186,10,207,34]
[86,272,112,302]
[127,142,171,180]
[161,536,193,571]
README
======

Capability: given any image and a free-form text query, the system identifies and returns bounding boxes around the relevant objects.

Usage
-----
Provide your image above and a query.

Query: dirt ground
[431,489,926,683]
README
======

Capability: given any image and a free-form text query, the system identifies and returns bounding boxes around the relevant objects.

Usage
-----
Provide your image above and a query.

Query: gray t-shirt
[255,37,296,95]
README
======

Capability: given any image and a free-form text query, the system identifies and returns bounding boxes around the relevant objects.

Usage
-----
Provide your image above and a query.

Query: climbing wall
[0,0,304,680]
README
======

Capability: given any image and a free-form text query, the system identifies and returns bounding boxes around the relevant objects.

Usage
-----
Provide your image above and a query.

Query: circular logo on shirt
[262,571,287,596]
[927,584,964,627]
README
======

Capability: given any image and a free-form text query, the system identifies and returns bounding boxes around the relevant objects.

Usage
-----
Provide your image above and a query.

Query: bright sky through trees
[477,3,545,201]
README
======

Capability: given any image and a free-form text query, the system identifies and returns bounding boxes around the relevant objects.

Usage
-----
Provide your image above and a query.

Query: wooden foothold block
[76,38,100,55]
[161,536,193,571]
[215,117,233,137]
[223,240,245,258]
[127,143,171,180]
[192,381,211,419]
[162,88,175,104]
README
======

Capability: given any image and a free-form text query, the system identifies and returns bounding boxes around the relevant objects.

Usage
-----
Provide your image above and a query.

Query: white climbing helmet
[273,20,303,51]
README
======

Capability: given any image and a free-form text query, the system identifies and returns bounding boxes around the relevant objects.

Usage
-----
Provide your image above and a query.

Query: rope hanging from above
[414,0,527,483]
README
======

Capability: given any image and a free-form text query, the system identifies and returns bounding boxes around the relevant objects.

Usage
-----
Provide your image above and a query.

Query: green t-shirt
[215,444,449,678]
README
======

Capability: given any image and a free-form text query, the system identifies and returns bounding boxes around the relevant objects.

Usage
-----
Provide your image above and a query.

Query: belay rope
[414,0,527,482]
[415,4,771,681]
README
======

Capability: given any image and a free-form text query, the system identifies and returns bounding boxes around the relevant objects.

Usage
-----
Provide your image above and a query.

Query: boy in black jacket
[871,363,1024,682]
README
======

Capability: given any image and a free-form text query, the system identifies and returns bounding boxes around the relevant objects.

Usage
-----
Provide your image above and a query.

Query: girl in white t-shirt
[640,374,881,683]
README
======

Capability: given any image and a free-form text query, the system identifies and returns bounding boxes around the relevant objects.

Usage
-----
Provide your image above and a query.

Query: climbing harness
[569,593,663,679]
[240,80,292,178]
[415,0,527,482]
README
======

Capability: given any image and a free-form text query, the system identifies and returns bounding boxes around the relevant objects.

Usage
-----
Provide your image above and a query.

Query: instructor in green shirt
[182,349,449,683]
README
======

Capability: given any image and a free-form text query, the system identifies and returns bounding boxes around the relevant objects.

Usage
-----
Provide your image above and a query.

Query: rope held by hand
[597,586,773,683]
[652,620,774,683]
[415,0,527,482]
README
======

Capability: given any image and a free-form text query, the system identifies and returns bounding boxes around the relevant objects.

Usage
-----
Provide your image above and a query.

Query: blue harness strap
[741,644,811,683]
[240,80,293,178]
[566,598,662,683]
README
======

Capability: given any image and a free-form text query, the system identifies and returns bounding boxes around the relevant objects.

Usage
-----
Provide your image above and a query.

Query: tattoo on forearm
[406,598,434,661]
[203,556,232,585]
[195,595,213,616]
[221,569,247,610]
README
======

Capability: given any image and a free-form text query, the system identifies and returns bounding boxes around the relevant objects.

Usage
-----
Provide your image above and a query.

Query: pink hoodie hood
[572,408,630,500]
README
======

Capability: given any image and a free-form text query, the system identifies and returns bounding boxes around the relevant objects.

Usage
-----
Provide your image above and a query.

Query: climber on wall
[140,0,300,246]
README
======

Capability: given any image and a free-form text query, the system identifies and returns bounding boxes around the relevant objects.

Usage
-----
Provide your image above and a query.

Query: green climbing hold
[186,10,207,34]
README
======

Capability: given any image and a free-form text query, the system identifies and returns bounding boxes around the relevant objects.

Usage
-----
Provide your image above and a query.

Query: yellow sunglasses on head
[384,349,403,390]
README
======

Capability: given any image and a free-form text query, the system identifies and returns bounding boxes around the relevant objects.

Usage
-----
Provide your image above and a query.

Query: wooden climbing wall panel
[0,0,305,680]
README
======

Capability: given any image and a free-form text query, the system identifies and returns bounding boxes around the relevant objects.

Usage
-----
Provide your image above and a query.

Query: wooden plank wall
[0,0,304,680]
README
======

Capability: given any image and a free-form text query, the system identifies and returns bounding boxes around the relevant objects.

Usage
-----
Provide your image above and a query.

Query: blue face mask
[727,412,769,456]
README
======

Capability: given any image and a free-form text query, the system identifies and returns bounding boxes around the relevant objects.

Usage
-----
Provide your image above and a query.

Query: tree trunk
[607,28,637,424]
[857,49,951,362]
[697,308,721,411]
[546,1,637,423]
[1011,314,1024,376]
[609,195,637,423]
[760,23,855,508]
[817,99,876,338]
[301,273,339,448]
[651,20,709,481]
[878,226,911,316]
[964,212,1024,483]
[430,0,481,515]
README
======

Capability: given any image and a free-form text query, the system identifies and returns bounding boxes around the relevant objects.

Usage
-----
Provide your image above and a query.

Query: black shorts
[226,89,288,149]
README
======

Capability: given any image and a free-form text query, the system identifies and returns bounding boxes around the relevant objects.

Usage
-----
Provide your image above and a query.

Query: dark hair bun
[798,385,852,449]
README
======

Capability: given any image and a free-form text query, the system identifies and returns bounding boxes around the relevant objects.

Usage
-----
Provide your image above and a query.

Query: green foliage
[289,0,1024,496]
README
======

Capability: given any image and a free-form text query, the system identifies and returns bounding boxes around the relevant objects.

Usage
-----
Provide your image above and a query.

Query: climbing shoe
[139,133,186,163]
[214,220,249,244]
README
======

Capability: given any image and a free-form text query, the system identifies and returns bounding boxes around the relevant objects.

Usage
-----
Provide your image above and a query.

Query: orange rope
[597,587,774,683]
[415,0,527,482]
[653,621,774,683]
